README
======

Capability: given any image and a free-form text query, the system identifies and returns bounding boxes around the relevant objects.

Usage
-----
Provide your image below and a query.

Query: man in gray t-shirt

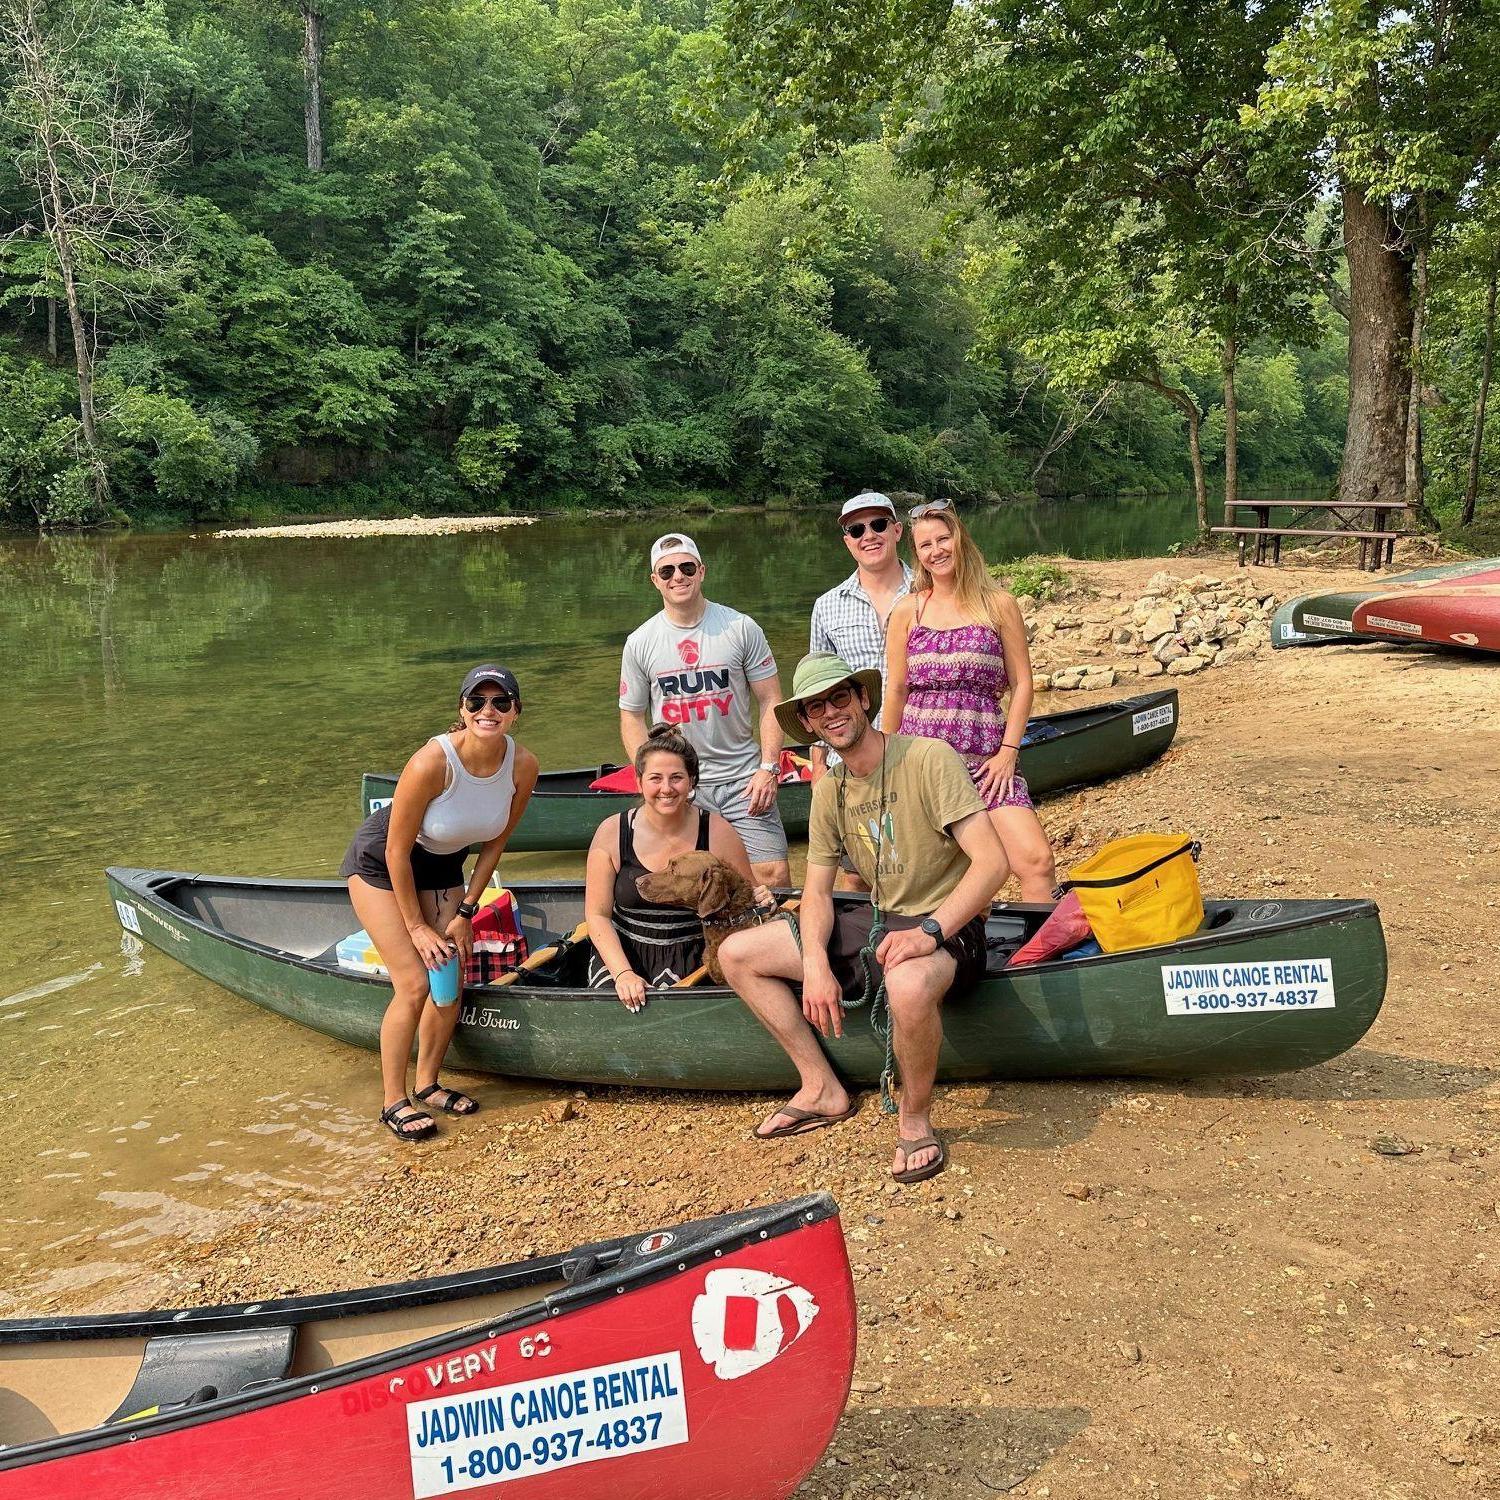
[619,532,790,885]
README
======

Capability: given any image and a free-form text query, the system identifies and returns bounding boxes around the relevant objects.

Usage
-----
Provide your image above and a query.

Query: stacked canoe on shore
[1273,557,1500,654]
[360,690,1182,850]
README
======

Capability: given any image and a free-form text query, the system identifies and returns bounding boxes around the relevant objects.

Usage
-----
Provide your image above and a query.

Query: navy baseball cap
[460,663,521,707]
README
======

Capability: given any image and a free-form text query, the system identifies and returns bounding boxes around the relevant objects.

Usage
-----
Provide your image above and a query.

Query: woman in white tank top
[341,664,539,1141]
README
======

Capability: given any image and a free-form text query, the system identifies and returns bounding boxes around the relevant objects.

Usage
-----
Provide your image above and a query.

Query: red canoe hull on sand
[1352,583,1500,654]
[0,1207,854,1500]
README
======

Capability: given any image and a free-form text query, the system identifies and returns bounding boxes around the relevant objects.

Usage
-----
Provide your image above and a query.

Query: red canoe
[0,1196,853,1500]
[1352,582,1500,654]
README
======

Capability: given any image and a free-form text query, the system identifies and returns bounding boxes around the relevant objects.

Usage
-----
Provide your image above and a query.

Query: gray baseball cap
[839,491,896,522]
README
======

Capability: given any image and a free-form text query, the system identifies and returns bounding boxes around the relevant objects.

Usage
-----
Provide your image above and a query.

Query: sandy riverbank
[212,515,537,539]
[39,554,1500,1497]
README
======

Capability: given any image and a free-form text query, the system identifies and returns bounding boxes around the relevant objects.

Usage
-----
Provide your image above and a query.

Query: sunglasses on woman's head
[465,692,515,713]
[842,516,892,540]
[655,561,700,580]
[909,498,954,519]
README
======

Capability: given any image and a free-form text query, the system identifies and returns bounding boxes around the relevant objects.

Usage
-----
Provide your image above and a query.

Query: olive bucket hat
[774,652,883,741]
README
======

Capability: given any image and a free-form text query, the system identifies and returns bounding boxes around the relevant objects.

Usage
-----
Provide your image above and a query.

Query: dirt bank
[42,555,1500,1497]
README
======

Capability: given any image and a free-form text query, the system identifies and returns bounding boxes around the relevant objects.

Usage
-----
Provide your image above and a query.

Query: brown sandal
[891,1134,946,1184]
[753,1099,860,1141]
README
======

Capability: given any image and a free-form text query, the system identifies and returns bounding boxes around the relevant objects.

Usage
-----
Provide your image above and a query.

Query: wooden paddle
[672,898,800,989]
[490,921,589,988]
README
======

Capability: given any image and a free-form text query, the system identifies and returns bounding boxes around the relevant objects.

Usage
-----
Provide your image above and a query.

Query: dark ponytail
[633,723,699,786]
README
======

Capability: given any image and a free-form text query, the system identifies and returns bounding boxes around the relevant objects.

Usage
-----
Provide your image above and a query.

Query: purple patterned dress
[897,601,1034,810]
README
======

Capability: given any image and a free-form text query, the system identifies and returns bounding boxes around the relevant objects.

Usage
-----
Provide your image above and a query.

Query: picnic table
[1210,499,1411,571]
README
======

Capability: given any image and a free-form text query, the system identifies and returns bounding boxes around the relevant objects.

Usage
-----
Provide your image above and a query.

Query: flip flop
[414,1083,479,1116]
[891,1134,947,1184]
[753,1099,860,1141]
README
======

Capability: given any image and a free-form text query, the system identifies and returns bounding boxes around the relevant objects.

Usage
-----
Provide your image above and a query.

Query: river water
[0,494,1199,1309]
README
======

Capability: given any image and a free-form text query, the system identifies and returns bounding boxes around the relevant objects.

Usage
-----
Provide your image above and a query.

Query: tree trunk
[42,139,107,514]
[302,5,323,172]
[46,295,57,359]
[1338,184,1412,510]
[1462,262,1497,527]
[1222,329,1239,525]
[1138,370,1208,534]
[1405,235,1431,519]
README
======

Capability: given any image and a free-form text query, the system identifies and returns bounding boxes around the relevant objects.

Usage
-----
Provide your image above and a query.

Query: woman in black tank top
[585,725,760,1011]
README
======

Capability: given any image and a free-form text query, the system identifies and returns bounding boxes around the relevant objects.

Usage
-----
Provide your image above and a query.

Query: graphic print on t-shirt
[619,602,779,785]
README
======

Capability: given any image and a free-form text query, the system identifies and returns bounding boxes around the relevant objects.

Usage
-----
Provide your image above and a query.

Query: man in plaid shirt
[807,491,914,797]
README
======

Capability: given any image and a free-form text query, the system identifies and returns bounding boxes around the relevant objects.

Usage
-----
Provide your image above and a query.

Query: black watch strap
[457,900,480,919]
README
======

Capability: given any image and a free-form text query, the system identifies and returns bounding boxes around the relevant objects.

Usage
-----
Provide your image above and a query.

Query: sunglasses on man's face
[842,516,892,540]
[465,692,515,714]
[655,561,700,580]
[800,685,857,720]
[909,498,954,520]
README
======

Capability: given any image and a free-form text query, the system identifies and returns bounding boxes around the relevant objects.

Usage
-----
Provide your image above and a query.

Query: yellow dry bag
[1060,834,1203,954]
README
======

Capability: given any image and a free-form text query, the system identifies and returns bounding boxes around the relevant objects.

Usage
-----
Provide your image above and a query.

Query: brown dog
[636,850,761,983]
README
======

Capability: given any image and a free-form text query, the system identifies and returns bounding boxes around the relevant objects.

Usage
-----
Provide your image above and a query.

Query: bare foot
[755,1082,852,1139]
[891,1113,940,1177]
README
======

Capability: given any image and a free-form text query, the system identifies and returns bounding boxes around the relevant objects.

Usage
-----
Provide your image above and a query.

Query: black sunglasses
[655,561,700,580]
[464,692,515,714]
[842,516,893,540]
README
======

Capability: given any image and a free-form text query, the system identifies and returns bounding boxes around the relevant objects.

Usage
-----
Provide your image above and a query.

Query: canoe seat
[106,1327,296,1423]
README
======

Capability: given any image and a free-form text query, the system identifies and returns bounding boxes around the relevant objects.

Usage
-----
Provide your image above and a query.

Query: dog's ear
[695,861,733,917]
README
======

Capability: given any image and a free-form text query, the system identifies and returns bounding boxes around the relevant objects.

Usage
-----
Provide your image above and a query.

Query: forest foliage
[0,0,1493,528]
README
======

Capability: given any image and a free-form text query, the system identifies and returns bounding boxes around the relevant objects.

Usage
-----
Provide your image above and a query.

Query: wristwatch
[919,916,944,945]
[457,900,479,919]
[757,760,778,775]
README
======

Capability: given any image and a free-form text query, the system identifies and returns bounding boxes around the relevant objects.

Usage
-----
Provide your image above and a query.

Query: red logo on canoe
[678,639,700,667]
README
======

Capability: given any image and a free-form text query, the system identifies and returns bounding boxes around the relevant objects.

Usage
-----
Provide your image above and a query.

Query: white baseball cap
[649,532,703,568]
[838,491,896,523]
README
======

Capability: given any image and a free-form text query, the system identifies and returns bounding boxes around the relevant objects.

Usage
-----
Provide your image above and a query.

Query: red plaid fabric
[464,890,528,988]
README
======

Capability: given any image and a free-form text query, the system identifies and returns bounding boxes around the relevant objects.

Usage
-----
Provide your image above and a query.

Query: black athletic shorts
[821,905,988,1006]
[339,804,467,892]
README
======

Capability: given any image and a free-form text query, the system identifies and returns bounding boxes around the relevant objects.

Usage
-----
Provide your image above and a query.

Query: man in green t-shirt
[718,652,1009,1184]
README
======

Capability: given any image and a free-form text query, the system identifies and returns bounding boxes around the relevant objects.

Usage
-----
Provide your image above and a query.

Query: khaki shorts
[694,778,790,864]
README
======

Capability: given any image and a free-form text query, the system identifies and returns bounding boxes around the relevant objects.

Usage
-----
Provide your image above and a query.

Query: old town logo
[677,638,701,667]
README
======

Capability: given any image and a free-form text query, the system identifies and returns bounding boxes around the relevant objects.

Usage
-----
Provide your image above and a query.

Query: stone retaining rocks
[1023,570,1278,690]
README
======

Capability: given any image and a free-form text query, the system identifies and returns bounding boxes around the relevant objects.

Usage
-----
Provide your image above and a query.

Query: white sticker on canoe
[114,901,142,935]
[1162,959,1335,1015]
[1300,613,1353,633]
[406,1352,688,1497]
[370,796,393,812]
[1364,614,1422,636]
[1131,703,1175,735]
[691,1268,818,1381]
[1452,631,1480,647]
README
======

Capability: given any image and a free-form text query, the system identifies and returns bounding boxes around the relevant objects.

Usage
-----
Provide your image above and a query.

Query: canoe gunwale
[109,867,1380,998]
[0,1194,838,1472]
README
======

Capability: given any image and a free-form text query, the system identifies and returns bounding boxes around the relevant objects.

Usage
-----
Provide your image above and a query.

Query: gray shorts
[695,778,789,865]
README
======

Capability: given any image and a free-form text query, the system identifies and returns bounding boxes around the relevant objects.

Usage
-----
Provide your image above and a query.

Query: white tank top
[416,735,516,855]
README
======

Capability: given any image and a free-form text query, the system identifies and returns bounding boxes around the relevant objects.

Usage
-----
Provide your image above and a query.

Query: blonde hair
[910,506,1002,624]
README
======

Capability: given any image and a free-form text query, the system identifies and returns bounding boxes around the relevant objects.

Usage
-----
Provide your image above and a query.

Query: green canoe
[106,866,1386,1088]
[359,689,1182,852]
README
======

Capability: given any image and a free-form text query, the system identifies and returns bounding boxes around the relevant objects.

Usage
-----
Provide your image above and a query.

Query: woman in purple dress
[882,500,1057,901]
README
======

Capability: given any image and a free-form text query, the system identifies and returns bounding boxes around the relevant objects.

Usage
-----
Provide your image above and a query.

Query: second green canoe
[359,689,1181,851]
